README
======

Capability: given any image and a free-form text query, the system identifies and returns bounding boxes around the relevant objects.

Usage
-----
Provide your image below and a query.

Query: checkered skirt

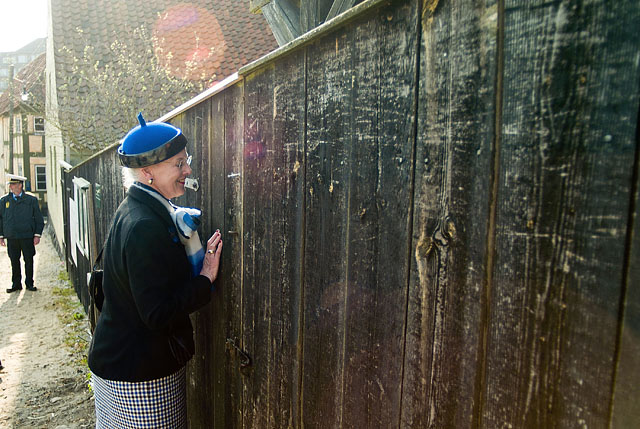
[92,367,186,428]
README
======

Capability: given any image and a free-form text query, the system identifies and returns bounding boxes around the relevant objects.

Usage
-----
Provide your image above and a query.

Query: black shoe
[6,286,22,293]
[26,286,37,291]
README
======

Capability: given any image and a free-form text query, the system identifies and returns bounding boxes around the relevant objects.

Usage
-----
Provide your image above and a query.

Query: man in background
[0,174,44,293]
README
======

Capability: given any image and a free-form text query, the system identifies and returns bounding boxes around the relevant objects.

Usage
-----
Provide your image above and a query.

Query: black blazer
[88,185,212,381]
[0,192,45,239]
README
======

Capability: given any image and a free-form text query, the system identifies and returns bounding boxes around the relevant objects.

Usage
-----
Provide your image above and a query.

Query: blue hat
[118,113,187,168]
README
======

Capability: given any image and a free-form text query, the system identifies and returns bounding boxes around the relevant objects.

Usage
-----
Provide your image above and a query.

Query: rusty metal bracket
[226,337,251,369]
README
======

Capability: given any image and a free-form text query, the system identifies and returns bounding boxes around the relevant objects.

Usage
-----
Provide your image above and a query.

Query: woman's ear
[141,167,152,181]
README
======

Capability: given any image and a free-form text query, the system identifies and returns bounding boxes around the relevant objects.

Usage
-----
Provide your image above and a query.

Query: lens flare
[153,3,226,81]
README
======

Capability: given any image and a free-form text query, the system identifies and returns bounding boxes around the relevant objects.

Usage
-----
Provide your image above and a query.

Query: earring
[148,178,153,185]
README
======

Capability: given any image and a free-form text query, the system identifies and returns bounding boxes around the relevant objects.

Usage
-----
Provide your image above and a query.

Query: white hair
[121,167,143,190]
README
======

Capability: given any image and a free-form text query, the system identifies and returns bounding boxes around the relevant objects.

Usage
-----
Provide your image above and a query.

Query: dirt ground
[0,224,96,428]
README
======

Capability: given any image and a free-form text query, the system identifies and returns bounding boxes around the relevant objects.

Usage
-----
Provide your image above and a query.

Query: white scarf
[132,182,205,277]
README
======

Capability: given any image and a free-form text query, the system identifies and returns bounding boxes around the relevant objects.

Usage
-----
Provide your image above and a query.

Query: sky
[0,0,48,52]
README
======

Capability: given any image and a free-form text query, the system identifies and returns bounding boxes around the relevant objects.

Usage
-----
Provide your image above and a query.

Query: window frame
[34,165,46,191]
[72,177,91,257]
[34,117,45,135]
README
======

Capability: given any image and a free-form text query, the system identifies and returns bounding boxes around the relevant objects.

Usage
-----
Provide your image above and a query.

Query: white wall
[44,0,67,251]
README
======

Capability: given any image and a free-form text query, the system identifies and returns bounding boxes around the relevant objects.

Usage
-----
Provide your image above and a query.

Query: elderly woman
[88,114,222,428]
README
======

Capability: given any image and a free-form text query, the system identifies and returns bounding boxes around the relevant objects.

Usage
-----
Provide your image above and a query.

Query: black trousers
[6,238,36,288]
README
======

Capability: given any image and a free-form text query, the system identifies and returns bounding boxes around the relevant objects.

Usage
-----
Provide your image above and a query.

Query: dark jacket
[0,192,44,239]
[88,185,212,382]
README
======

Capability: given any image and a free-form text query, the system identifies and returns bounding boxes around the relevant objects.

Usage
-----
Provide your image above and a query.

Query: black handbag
[89,248,104,312]
[168,334,194,366]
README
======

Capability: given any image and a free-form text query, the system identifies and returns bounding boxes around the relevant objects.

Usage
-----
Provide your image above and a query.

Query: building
[0,53,47,213]
[0,39,46,93]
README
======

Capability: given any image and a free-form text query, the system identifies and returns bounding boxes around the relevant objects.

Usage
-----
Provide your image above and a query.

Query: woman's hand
[200,230,223,283]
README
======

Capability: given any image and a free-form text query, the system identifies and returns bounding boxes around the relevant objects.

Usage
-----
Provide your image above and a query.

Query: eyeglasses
[175,154,192,170]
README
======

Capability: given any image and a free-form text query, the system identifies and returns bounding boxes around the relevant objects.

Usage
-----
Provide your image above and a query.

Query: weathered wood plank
[179,110,199,422]
[183,103,215,426]
[264,51,306,428]
[301,28,352,428]
[610,6,640,424]
[271,54,307,429]
[241,65,277,429]
[301,0,334,33]
[262,0,301,46]
[240,47,306,428]
[401,0,498,427]
[326,0,358,21]
[195,92,229,429]
[338,1,418,428]
[95,150,123,242]
[203,92,227,428]
[218,83,245,429]
[482,1,640,427]
[613,146,640,428]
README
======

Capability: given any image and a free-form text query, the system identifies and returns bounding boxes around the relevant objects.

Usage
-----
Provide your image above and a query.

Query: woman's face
[147,149,192,200]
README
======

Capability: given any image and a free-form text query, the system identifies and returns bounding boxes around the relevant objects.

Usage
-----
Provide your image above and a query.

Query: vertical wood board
[483,1,640,427]
[402,0,498,427]
[207,92,232,429]
[240,48,306,428]
[611,60,640,429]
[226,84,246,429]
[301,27,353,428]
[183,103,217,427]
[339,1,418,428]
[242,64,278,428]
[301,0,334,32]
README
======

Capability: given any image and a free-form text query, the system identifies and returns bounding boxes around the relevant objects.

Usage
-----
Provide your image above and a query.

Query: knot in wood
[433,216,455,246]
[422,0,440,20]
[433,229,448,247]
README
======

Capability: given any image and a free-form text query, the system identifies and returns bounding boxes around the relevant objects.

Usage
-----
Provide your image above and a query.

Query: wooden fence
[62,0,640,427]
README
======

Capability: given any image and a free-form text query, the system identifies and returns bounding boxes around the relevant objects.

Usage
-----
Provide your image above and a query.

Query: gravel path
[0,224,95,428]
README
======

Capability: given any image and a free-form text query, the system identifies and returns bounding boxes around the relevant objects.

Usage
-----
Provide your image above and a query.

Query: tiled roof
[13,38,47,55]
[0,39,46,59]
[50,0,277,144]
[0,53,46,116]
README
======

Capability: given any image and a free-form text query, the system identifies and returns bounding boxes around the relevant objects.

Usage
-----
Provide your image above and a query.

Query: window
[18,55,28,63]
[34,117,44,134]
[73,177,91,257]
[35,165,46,191]
[14,116,21,133]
